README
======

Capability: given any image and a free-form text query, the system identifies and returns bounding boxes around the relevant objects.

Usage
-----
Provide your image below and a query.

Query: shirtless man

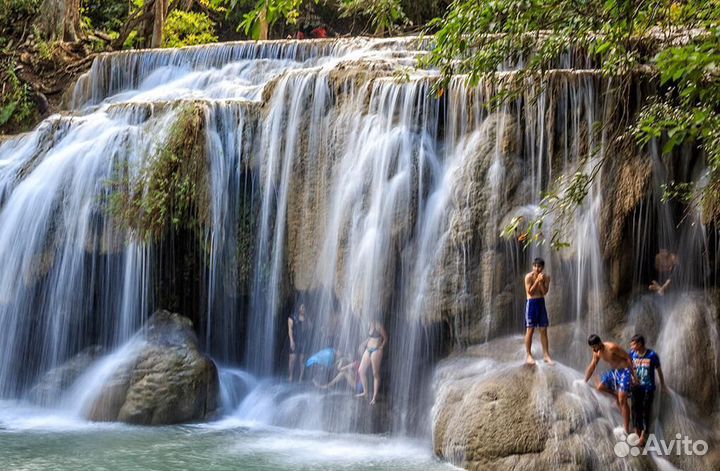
[649,249,678,295]
[585,334,637,433]
[524,257,553,365]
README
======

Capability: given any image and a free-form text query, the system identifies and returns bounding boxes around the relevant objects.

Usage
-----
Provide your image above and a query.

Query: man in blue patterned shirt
[630,334,667,446]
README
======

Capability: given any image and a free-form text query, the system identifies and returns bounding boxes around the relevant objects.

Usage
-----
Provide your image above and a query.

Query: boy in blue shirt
[630,334,667,446]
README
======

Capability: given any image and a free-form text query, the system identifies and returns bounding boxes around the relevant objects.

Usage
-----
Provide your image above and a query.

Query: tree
[427,0,720,245]
[115,0,203,49]
[240,0,303,40]
[209,0,302,40]
[162,10,218,47]
[339,0,408,36]
[215,0,409,40]
[34,0,82,42]
[151,0,170,48]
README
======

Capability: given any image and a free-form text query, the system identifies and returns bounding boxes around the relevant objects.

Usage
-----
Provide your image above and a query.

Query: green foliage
[501,168,598,249]
[0,61,35,129]
[211,0,302,39]
[123,30,140,49]
[428,0,720,244]
[34,26,58,60]
[244,0,303,39]
[425,0,678,95]
[339,0,409,36]
[108,104,211,240]
[82,0,128,32]
[0,0,40,35]
[163,11,218,47]
[632,25,720,223]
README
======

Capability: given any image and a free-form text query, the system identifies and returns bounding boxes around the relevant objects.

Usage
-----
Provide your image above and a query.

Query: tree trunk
[151,0,169,48]
[34,0,81,42]
[258,7,269,41]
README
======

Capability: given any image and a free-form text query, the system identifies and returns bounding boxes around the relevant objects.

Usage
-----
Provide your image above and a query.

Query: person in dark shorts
[585,334,637,433]
[630,334,667,446]
[524,257,553,365]
[288,303,309,382]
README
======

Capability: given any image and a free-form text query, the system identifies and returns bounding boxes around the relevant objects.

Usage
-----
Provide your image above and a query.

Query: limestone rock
[656,293,720,416]
[28,345,103,406]
[433,352,649,471]
[87,310,219,425]
[420,111,521,331]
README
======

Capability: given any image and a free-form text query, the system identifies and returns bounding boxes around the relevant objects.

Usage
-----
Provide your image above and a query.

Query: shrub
[162,11,218,48]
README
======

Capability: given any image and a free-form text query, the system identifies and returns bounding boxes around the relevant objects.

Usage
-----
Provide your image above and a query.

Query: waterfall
[0,37,717,452]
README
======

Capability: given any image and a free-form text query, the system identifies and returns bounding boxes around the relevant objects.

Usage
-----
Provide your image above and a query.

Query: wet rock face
[420,111,522,336]
[28,346,103,406]
[277,390,392,434]
[87,310,219,425]
[432,349,648,471]
[655,293,720,416]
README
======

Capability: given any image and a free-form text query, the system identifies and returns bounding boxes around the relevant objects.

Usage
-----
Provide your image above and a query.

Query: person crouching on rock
[585,334,637,433]
[524,257,553,365]
[630,334,667,447]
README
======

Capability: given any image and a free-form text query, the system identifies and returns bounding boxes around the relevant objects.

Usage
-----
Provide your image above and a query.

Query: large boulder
[86,310,219,425]
[655,293,720,416]
[28,346,103,406]
[432,351,650,471]
[433,333,720,471]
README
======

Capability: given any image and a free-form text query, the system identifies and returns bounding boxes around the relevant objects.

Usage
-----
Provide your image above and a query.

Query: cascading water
[0,36,718,471]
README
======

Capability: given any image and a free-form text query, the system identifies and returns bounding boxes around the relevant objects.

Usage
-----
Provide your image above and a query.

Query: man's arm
[526,274,544,296]
[615,347,638,382]
[585,351,600,382]
[658,278,671,295]
[540,274,550,295]
[657,367,668,391]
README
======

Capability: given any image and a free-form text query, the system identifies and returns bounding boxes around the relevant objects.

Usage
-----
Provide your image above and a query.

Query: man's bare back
[594,341,632,369]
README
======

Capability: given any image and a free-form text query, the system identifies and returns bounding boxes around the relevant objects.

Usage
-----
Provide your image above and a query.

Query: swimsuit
[601,367,633,394]
[525,298,549,328]
[367,321,382,355]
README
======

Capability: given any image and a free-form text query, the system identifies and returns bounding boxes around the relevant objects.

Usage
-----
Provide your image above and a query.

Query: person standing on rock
[630,334,667,447]
[356,319,388,405]
[524,257,553,365]
[585,334,637,433]
[288,303,309,382]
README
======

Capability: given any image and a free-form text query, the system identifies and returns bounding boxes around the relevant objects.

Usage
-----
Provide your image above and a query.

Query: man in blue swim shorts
[524,257,553,365]
[585,334,637,433]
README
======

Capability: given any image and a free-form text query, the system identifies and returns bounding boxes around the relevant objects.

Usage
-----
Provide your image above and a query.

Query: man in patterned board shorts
[584,334,637,433]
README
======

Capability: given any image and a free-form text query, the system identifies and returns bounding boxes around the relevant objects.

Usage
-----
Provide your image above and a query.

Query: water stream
[0,37,717,470]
